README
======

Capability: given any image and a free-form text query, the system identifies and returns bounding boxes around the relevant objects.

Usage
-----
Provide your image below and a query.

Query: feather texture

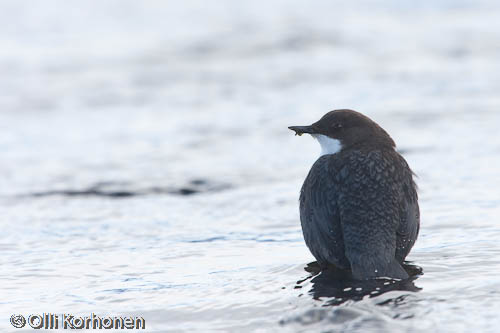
[299,147,419,279]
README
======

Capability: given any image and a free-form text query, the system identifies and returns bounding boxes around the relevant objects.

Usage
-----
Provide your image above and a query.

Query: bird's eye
[332,123,342,129]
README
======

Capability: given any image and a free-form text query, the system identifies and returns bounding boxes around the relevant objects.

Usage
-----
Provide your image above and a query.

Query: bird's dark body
[289,110,420,280]
[300,146,419,280]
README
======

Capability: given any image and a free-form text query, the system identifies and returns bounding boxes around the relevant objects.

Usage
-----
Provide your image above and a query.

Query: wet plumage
[289,110,419,280]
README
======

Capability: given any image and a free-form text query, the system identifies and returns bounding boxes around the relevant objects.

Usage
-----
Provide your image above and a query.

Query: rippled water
[1,1,500,332]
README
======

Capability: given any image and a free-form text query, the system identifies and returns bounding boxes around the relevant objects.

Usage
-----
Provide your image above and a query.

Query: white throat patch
[311,134,342,156]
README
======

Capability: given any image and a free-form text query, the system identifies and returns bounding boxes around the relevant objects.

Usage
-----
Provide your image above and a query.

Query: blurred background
[1,1,500,332]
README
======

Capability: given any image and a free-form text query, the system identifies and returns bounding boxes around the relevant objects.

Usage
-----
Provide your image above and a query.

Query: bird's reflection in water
[296,262,423,306]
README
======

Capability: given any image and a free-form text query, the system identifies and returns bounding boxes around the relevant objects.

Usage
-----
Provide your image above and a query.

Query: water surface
[1,1,500,332]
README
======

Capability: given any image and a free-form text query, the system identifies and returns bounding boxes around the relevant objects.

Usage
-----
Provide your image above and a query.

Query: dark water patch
[189,179,207,186]
[157,178,232,196]
[27,179,232,198]
[167,187,199,196]
[31,189,135,198]
[295,261,422,306]
[187,236,227,243]
[376,294,413,307]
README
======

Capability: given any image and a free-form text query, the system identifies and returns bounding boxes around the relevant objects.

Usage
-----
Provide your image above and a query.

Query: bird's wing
[336,150,412,279]
[395,155,420,262]
[300,155,349,269]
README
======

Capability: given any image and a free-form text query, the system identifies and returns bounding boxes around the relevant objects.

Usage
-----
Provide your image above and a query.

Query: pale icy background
[1,1,500,332]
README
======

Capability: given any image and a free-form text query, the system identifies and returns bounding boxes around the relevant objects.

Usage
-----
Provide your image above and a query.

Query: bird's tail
[380,260,409,280]
[351,258,409,280]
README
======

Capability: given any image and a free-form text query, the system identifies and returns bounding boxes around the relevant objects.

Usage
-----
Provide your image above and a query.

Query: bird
[289,109,419,280]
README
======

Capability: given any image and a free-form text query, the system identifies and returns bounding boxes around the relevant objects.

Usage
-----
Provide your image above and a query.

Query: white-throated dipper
[289,109,419,280]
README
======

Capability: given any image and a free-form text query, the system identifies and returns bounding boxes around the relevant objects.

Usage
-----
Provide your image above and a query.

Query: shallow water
[1,1,500,332]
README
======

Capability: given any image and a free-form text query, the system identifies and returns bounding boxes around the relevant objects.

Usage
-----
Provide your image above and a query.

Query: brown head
[288,109,395,155]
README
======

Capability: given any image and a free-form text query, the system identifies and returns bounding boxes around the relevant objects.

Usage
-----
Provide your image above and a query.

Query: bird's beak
[288,125,315,136]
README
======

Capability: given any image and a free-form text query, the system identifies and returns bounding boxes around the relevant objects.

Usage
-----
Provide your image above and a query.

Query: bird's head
[288,109,395,156]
